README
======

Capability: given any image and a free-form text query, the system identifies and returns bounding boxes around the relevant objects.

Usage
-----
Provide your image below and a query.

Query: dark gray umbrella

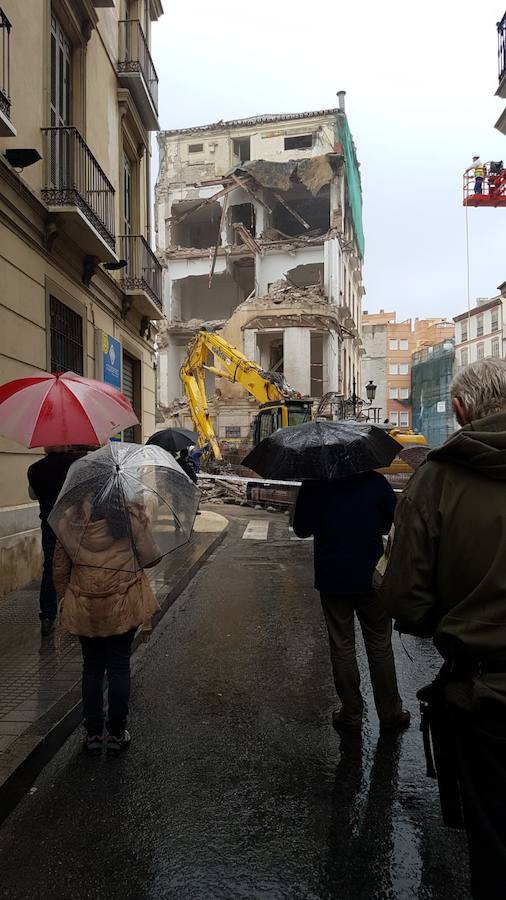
[398,445,431,471]
[242,420,400,480]
[147,427,198,454]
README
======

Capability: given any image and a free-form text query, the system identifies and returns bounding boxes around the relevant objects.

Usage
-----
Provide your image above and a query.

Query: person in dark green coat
[375,357,506,900]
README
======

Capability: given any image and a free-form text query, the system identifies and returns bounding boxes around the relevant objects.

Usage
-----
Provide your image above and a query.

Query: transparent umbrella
[48,443,200,573]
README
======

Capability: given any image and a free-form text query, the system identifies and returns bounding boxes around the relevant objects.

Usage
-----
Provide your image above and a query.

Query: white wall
[324,236,341,306]
[283,328,311,395]
[324,330,341,392]
[256,246,324,295]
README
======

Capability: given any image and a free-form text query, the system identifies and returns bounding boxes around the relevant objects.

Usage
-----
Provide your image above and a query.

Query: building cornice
[453,297,501,321]
[160,109,340,138]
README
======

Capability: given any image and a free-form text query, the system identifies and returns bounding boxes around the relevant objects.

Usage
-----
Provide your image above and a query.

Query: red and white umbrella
[0,371,138,448]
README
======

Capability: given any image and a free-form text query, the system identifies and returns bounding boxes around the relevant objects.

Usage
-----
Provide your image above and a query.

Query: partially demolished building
[155,95,365,444]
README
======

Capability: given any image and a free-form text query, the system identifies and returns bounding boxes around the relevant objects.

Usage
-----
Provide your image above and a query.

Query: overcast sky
[151,0,506,323]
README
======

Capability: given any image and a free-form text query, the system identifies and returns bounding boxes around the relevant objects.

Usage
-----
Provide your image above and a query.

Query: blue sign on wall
[102,334,121,390]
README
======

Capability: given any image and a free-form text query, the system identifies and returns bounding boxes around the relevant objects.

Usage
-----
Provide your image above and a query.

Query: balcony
[0,9,15,137]
[117,20,159,130]
[41,127,117,263]
[498,12,506,98]
[118,235,164,319]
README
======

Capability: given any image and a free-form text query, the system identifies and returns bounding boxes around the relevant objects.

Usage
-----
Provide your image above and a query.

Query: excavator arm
[180,329,299,460]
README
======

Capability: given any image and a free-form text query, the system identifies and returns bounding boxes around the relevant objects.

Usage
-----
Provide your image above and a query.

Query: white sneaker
[106,730,131,756]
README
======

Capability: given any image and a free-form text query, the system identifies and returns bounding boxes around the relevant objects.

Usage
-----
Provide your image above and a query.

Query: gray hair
[450,358,506,421]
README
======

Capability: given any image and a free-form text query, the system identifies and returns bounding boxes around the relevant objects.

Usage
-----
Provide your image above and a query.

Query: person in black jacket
[177,447,198,484]
[28,446,87,635]
[293,471,409,733]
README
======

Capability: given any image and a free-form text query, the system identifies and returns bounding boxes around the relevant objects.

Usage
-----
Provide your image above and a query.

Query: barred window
[49,295,83,374]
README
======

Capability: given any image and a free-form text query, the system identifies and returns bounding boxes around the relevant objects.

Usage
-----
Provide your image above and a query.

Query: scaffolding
[411,340,455,447]
[336,112,365,258]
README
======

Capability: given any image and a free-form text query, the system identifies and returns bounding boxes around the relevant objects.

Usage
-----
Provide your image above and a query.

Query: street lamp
[346,377,377,418]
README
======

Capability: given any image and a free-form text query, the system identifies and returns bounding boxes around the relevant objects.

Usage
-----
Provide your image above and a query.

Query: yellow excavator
[180,329,428,479]
[180,329,313,461]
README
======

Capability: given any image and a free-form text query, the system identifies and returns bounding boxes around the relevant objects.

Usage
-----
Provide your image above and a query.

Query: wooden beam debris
[232,223,263,256]
[272,191,310,230]
[209,195,229,288]
[169,181,237,224]
[231,174,272,214]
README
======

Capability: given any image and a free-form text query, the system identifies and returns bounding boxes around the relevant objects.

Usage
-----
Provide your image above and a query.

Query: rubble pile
[235,280,327,312]
[198,476,250,506]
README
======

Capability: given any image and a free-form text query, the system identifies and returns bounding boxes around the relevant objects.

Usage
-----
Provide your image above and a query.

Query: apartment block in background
[362,311,454,429]
[155,96,365,446]
[0,0,164,595]
[454,287,506,369]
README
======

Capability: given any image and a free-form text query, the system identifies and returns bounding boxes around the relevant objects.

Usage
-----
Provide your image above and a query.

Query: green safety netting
[336,112,365,259]
[411,343,455,447]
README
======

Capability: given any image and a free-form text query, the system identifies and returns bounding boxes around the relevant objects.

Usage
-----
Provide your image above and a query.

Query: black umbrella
[242,420,400,480]
[147,427,198,454]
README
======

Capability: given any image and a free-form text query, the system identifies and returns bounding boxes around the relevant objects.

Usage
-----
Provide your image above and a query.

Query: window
[399,363,409,375]
[122,351,141,442]
[188,143,204,154]
[477,315,484,337]
[258,410,276,442]
[49,296,84,375]
[477,343,485,360]
[389,339,398,351]
[233,138,251,162]
[399,339,409,351]
[389,363,398,375]
[461,321,468,342]
[123,152,132,237]
[400,412,409,427]
[492,338,500,358]
[284,134,313,150]
[389,387,399,399]
[49,13,71,187]
[50,14,71,129]
[400,387,410,400]
[492,309,499,332]
[389,411,399,426]
[461,348,468,367]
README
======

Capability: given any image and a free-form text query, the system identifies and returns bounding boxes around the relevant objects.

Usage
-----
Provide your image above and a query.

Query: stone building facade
[0,0,164,595]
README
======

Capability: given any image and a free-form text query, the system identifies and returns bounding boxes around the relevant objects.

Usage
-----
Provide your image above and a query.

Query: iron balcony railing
[118,235,163,310]
[499,12,506,83]
[41,127,116,250]
[0,8,11,120]
[117,19,158,114]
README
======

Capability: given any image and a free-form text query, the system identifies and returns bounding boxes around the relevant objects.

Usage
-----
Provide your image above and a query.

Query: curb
[0,525,227,827]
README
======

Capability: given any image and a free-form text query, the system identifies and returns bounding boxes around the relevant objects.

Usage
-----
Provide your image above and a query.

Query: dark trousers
[79,630,136,737]
[320,592,402,724]
[475,176,483,194]
[454,705,506,900]
[39,523,57,621]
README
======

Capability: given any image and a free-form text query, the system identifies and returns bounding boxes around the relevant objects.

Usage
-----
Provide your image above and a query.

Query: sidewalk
[0,509,228,824]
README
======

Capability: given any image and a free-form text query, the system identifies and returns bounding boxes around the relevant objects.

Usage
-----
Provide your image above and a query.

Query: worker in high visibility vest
[465,155,485,195]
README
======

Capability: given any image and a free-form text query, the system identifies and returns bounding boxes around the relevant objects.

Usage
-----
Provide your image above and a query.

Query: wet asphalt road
[0,506,470,900]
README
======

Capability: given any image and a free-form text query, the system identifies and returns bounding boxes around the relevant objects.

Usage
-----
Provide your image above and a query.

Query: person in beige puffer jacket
[53,495,161,757]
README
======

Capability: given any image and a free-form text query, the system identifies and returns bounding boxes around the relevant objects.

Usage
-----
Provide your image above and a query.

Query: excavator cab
[253,400,313,446]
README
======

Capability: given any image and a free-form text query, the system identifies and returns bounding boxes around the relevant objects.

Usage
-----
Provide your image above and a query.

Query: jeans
[453,704,506,900]
[320,592,402,724]
[39,523,57,621]
[79,630,136,737]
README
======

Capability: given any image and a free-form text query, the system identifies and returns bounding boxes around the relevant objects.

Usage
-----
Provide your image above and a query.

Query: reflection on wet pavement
[0,508,470,899]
